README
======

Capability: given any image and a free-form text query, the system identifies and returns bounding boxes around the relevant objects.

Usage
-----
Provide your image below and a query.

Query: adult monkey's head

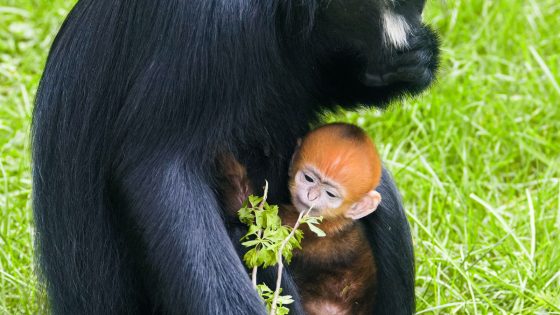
[291,0,440,107]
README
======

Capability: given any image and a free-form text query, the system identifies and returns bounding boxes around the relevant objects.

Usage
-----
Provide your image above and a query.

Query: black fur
[362,168,416,314]
[32,0,439,314]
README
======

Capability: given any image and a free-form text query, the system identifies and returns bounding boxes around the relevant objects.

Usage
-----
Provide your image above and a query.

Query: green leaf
[301,215,323,225]
[277,295,294,305]
[268,204,279,215]
[238,206,255,225]
[282,249,293,264]
[255,211,265,228]
[259,249,277,268]
[262,226,277,240]
[248,195,263,207]
[256,283,273,295]
[307,222,326,237]
[240,224,261,241]
[247,224,261,236]
[277,306,290,315]
[265,210,281,227]
[293,229,304,243]
[241,239,263,247]
[243,248,258,268]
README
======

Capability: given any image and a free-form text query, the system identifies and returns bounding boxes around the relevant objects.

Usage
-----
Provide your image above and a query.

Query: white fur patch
[382,11,411,49]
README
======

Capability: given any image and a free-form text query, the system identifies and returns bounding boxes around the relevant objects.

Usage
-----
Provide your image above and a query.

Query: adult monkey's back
[32,0,439,314]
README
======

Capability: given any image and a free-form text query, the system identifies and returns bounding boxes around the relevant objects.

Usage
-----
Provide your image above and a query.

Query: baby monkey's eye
[304,174,314,183]
[326,191,336,198]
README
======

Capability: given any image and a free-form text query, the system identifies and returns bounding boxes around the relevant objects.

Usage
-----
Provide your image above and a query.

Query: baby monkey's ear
[345,190,382,220]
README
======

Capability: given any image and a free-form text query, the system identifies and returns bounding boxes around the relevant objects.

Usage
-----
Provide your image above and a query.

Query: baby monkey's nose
[307,188,320,201]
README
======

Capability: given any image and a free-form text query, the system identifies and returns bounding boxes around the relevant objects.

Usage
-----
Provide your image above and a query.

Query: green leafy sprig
[238,181,325,315]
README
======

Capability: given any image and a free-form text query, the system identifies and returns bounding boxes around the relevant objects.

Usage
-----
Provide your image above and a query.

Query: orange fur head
[291,123,382,207]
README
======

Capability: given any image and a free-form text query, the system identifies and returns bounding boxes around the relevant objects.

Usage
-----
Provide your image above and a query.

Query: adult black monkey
[32,0,439,314]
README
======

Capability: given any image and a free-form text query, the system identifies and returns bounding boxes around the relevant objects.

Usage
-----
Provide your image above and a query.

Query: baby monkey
[283,123,381,315]
[218,123,382,315]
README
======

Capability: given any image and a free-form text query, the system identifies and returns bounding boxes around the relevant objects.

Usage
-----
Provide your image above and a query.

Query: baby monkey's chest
[292,228,377,315]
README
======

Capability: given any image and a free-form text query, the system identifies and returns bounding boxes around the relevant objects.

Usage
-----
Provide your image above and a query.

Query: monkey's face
[289,166,347,218]
[311,0,440,106]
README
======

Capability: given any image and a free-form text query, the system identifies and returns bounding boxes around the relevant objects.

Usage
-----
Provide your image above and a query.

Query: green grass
[1,1,75,313]
[1,0,559,314]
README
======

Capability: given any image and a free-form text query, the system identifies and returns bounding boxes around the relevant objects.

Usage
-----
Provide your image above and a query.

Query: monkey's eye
[304,174,314,183]
[326,191,336,198]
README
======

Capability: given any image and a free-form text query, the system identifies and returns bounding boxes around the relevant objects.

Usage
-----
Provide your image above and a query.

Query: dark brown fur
[218,153,377,315]
[281,208,377,315]
[216,152,253,219]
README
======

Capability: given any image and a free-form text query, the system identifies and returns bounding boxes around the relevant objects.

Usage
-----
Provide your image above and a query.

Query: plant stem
[252,181,269,289]
[259,180,269,209]
[269,206,312,315]
[252,229,262,289]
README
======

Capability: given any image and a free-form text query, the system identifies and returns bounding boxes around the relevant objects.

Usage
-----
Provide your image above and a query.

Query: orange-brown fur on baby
[282,124,380,314]
[280,207,377,314]
[218,123,381,315]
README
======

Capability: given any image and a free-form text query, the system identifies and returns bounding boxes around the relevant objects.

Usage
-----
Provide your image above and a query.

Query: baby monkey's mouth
[293,196,316,214]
